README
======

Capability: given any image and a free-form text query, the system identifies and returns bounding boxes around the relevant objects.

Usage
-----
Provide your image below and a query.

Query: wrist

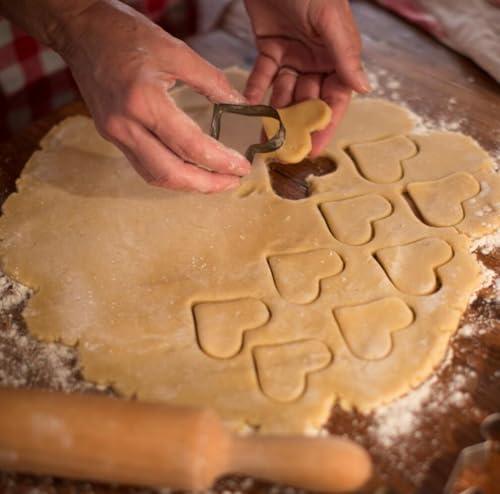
[44,0,101,58]
[0,0,100,53]
[55,0,154,65]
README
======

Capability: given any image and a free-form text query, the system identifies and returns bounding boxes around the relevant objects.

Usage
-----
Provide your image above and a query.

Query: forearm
[0,0,99,53]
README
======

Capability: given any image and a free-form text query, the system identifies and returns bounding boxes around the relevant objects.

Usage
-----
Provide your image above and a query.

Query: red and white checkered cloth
[0,0,198,140]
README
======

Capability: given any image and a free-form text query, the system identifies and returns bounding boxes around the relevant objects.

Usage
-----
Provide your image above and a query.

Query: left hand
[244,0,370,156]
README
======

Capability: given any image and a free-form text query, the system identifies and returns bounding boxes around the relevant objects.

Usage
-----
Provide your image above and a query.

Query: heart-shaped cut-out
[320,194,392,245]
[268,248,343,304]
[334,297,413,360]
[193,298,269,359]
[376,238,453,295]
[349,135,417,183]
[407,172,480,226]
[253,339,332,402]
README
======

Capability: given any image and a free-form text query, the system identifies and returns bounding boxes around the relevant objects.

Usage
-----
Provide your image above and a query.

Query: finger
[270,67,298,108]
[310,73,352,156]
[173,43,246,104]
[245,54,279,104]
[117,120,240,193]
[126,88,251,175]
[314,0,370,93]
[294,73,322,103]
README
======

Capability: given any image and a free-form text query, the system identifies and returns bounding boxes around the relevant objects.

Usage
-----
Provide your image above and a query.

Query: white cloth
[419,0,500,82]
[188,0,256,69]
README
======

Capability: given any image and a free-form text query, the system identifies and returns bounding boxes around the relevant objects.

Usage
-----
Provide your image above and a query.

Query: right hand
[244,0,370,156]
[60,0,251,193]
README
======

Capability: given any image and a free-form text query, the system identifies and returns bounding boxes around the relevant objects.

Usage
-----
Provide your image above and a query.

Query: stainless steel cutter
[210,103,286,162]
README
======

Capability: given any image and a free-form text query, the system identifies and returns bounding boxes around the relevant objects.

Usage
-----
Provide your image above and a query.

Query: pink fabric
[375,0,444,38]
[374,0,500,83]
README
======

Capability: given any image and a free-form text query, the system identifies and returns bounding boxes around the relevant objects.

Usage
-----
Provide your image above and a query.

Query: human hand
[244,0,370,156]
[60,0,250,192]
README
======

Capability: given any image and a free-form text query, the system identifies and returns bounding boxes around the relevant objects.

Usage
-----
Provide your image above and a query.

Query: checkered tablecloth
[0,0,192,140]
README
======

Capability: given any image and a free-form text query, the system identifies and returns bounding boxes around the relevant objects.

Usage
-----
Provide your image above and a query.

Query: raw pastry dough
[267,249,343,304]
[253,339,332,403]
[319,195,392,245]
[333,297,413,360]
[263,99,331,164]
[407,172,481,226]
[375,238,453,295]
[0,68,498,433]
[193,298,270,359]
[348,136,416,184]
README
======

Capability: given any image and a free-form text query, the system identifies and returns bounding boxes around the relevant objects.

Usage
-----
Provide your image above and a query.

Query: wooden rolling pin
[0,387,371,492]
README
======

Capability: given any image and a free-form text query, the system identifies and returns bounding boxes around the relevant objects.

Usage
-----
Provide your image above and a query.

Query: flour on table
[366,66,500,172]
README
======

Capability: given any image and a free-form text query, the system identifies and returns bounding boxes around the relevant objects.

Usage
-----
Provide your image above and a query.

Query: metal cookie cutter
[210,103,286,162]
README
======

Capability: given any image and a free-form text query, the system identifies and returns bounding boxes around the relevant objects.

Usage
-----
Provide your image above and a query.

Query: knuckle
[169,37,188,52]
[214,70,230,90]
[150,173,184,191]
[98,114,125,141]
[174,39,189,52]
[179,140,202,162]
[123,82,147,118]
[344,44,362,64]
[146,176,162,187]
[171,133,204,162]
[148,174,170,188]
[168,40,190,71]
[351,34,363,53]
[344,34,362,55]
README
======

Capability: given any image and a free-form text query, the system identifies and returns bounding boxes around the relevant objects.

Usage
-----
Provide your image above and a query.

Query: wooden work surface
[0,1,499,493]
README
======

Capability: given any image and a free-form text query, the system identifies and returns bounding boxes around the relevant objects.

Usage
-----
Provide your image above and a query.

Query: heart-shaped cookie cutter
[210,103,286,162]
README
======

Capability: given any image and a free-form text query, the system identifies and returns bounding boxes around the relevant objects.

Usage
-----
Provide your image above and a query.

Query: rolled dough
[0,68,498,433]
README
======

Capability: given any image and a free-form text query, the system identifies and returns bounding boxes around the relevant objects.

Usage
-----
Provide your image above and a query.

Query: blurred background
[0,0,499,141]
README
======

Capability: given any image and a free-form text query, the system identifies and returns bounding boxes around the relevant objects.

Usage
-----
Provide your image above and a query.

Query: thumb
[177,45,247,104]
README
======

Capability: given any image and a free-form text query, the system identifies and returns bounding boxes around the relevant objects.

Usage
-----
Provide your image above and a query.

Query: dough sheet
[1,69,498,433]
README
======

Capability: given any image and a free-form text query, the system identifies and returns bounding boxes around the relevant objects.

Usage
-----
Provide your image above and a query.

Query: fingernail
[235,161,251,175]
[358,70,372,93]
[226,89,248,105]
[227,149,251,175]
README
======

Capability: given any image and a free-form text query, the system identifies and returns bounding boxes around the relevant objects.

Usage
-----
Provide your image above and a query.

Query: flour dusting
[368,349,474,450]
[471,230,500,255]
[0,274,30,312]
[0,273,99,393]
[366,67,500,171]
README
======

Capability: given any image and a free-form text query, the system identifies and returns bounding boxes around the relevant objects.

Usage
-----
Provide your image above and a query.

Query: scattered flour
[370,373,440,448]
[468,260,497,305]
[366,348,480,484]
[367,68,471,148]
[471,229,500,254]
[367,346,471,450]
[0,274,30,312]
[386,79,400,90]
[0,273,99,393]
[366,66,500,172]
[457,324,475,338]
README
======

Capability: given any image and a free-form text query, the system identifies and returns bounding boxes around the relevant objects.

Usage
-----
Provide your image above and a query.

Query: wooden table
[1,1,499,493]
